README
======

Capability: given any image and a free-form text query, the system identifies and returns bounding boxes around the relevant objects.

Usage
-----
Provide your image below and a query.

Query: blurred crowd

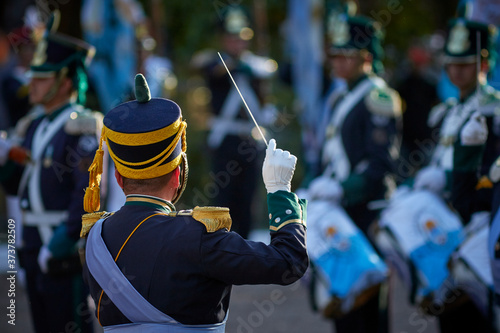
[2,0,500,332]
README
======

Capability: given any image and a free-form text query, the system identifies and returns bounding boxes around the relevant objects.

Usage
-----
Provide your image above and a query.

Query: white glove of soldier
[308,176,344,201]
[37,246,52,274]
[0,136,12,166]
[413,166,446,193]
[460,112,488,146]
[262,139,297,193]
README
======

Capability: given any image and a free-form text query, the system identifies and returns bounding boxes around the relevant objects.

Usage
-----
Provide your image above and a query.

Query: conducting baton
[217,52,268,147]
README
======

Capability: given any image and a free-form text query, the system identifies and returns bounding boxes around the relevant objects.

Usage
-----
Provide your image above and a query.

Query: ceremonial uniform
[17,103,100,333]
[0,13,99,333]
[190,6,276,239]
[428,90,500,333]
[320,74,401,232]
[306,12,401,333]
[81,74,307,332]
[432,86,500,223]
[83,193,307,328]
[404,18,499,333]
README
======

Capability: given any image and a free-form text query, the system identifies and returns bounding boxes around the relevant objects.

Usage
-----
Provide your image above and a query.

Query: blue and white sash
[86,218,227,332]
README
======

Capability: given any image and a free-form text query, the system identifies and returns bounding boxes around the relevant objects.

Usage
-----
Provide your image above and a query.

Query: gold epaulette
[65,109,103,136]
[365,86,402,118]
[187,206,232,232]
[80,211,114,238]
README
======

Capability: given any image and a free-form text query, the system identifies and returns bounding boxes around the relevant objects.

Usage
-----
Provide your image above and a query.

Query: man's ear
[171,167,181,189]
[115,168,124,190]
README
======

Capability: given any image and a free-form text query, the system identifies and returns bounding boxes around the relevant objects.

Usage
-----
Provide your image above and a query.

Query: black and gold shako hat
[84,74,187,212]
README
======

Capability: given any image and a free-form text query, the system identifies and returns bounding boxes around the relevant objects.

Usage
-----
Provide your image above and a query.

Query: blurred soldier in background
[304,7,402,333]
[390,16,500,333]
[190,5,277,239]
[0,12,100,333]
[437,17,500,333]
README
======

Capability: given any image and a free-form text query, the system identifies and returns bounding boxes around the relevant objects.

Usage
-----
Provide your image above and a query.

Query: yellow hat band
[104,118,181,146]
[106,120,187,179]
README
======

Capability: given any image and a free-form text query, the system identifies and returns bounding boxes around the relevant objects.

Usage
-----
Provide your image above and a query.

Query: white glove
[0,136,12,166]
[37,246,52,274]
[490,156,500,183]
[413,166,446,193]
[262,139,297,193]
[460,112,488,146]
[308,176,344,201]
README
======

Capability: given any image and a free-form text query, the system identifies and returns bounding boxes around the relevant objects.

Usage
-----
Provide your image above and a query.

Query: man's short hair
[122,171,174,194]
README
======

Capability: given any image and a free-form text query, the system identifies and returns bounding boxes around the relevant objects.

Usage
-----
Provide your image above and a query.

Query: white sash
[322,78,379,180]
[317,85,347,146]
[19,106,72,244]
[207,75,262,149]
[431,93,478,170]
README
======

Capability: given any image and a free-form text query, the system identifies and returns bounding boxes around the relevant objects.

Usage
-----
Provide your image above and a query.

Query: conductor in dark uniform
[0,12,99,333]
[81,74,308,331]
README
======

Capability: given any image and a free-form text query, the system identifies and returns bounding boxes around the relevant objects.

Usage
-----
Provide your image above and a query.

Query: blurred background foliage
[0,0,462,227]
[133,0,460,219]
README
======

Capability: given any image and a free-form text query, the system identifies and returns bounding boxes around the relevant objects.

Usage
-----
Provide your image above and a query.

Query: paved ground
[0,231,441,333]
[0,269,440,333]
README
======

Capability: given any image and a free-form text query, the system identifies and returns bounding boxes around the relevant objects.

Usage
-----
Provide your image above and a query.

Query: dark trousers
[438,298,495,333]
[333,285,389,333]
[22,251,94,333]
[212,136,263,239]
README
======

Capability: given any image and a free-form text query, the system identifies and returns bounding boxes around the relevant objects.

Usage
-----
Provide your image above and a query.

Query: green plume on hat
[135,73,151,103]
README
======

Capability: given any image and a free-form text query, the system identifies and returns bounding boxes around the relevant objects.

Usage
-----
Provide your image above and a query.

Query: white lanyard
[207,75,262,148]
[19,107,72,244]
[322,78,377,180]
